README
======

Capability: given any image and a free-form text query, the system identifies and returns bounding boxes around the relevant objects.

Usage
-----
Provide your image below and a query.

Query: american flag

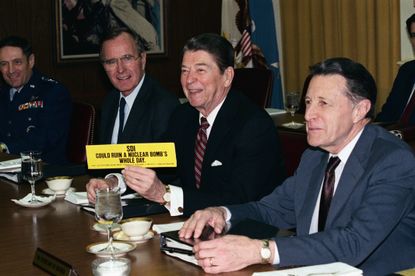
[239,27,253,57]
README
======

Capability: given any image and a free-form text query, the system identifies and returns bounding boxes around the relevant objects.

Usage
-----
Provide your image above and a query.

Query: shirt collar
[330,127,365,164]
[198,96,227,126]
[120,74,145,107]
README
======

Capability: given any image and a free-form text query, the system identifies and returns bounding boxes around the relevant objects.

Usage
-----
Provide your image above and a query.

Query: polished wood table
[1,172,275,275]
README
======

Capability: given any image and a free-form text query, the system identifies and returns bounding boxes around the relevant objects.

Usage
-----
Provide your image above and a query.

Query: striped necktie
[318,156,341,231]
[194,117,209,188]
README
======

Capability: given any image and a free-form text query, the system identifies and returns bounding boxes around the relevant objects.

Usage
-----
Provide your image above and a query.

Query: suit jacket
[98,75,179,144]
[0,69,71,164]
[165,89,286,216]
[375,60,415,124]
[228,124,415,275]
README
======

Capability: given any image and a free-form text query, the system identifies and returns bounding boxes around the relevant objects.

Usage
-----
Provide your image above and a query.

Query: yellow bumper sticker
[86,143,176,169]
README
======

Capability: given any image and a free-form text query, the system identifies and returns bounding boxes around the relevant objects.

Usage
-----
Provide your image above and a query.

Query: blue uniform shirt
[0,69,72,164]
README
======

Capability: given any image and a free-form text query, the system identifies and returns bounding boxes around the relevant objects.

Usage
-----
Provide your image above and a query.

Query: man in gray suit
[180,58,415,275]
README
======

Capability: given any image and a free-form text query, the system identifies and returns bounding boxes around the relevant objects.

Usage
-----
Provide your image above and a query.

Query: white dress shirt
[110,74,145,144]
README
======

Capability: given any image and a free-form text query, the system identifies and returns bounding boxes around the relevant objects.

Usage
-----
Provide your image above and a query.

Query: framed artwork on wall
[55,0,167,63]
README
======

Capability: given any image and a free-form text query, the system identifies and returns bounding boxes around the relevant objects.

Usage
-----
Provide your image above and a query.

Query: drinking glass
[20,151,43,203]
[284,92,303,128]
[95,188,123,256]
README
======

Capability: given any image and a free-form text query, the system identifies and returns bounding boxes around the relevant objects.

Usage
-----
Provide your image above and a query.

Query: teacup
[45,176,73,193]
[120,217,152,240]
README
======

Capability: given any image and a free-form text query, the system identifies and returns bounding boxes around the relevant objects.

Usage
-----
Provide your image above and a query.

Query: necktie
[318,156,341,231]
[400,84,415,125]
[194,117,209,188]
[117,97,126,143]
[10,88,17,102]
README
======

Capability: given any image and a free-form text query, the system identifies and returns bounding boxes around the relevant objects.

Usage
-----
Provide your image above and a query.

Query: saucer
[92,222,121,234]
[11,194,55,208]
[114,230,154,243]
[86,241,136,257]
[42,187,75,197]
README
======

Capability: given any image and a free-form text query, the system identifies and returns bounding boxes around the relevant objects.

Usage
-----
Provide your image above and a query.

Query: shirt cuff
[164,185,184,216]
[272,240,280,265]
[105,173,127,194]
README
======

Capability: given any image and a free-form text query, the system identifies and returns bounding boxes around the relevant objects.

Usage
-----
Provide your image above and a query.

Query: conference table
[1,158,275,275]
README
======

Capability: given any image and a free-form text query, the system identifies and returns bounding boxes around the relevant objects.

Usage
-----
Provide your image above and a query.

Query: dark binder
[160,219,280,255]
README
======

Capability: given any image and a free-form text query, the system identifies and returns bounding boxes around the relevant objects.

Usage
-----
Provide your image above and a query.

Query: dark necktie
[318,156,341,231]
[117,97,126,143]
[400,84,415,125]
[194,117,209,188]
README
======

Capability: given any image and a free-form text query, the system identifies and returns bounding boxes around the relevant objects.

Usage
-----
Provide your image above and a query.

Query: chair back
[66,101,96,164]
[232,68,273,108]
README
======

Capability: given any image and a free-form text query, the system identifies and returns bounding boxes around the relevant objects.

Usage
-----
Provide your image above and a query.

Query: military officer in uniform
[0,36,71,164]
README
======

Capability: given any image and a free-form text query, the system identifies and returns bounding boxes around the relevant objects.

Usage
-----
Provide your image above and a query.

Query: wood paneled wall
[0,0,221,108]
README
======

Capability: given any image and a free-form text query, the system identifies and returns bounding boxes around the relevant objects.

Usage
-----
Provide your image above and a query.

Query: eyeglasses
[101,54,140,70]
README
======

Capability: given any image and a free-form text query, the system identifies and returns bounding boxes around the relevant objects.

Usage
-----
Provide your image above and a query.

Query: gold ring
[209,257,214,266]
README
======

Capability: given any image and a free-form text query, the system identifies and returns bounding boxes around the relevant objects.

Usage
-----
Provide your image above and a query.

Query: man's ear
[28,54,35,69]
[224,67,234,88]
[353,99,371,122]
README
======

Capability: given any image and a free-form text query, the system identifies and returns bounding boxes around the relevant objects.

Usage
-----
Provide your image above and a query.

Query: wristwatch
[162,185,171,205]
[260,239,272,264]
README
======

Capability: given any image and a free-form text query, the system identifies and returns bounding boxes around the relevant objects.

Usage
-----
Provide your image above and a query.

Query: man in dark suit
[0,36,71,164]
[85,27,178,185]
[180,58,415,275]
[87,33,286,216]
[375,14,415,125]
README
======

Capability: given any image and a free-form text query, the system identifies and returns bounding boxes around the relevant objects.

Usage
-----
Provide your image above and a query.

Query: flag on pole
[248,0,284,108]
[221,0,253,68]
[221,0,284,108]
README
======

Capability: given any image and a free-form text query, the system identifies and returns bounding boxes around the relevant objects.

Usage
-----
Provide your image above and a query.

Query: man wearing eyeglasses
[86,27,178,183]
[0,35,71,164]
[375,13,415,125]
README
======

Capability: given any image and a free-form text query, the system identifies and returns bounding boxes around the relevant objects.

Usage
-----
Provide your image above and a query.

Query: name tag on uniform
[86,143,176,169]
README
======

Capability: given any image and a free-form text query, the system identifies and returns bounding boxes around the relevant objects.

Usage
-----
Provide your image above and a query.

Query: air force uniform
[0,69,71,164]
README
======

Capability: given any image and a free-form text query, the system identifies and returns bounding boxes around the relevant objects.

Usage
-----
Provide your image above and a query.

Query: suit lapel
[297,153,327,235]
[201,95,234,173]
[102,92,119,144]
[325,126,372,227]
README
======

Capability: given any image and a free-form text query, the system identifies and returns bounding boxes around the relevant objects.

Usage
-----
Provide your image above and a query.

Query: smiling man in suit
[87,33,286,216]
[179,58,415,275]
[85,27,178,186]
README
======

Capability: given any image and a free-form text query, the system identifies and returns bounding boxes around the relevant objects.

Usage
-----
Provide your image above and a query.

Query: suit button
[177,207,184,213]
[28,117,32,121]
[7,133,11,137]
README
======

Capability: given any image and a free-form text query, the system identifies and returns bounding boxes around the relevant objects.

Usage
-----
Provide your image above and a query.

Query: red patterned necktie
[194,117,209,188]
[318,156,341,231]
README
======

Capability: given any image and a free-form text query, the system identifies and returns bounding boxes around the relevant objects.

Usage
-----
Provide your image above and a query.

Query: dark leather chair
[232,68,273,108]
[66,101,96,164]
